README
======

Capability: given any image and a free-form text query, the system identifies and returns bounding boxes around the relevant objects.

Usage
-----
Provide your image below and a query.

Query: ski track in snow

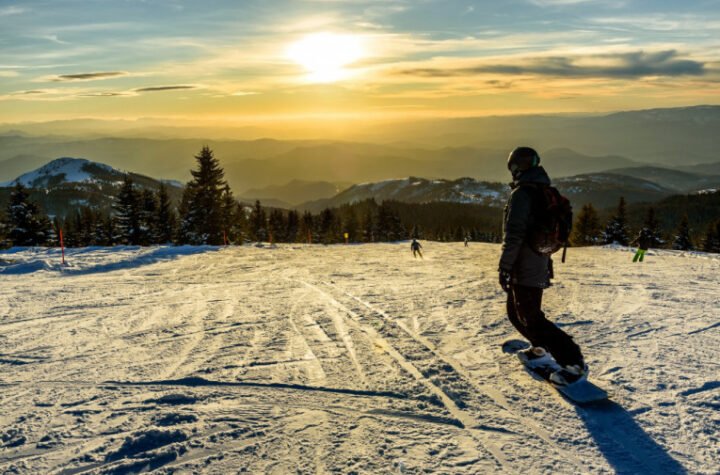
[0,243,718,474]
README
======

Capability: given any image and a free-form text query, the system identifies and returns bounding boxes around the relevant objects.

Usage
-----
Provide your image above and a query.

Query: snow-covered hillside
[301,172,678,212]
[1,157,121,188]
[303,177,507,211]
[1,157,184,193]
[0,244,717,473]
[0,158,184,217]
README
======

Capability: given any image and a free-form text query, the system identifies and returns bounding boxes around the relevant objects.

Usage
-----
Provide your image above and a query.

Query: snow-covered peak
[3,157,122,188]
[325,176,507,209]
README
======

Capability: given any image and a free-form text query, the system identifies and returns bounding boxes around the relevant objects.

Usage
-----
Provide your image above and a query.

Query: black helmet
[508,147,540,177]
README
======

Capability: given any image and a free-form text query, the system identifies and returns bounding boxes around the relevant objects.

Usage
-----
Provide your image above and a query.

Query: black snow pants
[507,284,584,368]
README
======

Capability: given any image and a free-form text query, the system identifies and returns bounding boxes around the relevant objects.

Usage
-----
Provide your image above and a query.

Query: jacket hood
[513,166,551,186]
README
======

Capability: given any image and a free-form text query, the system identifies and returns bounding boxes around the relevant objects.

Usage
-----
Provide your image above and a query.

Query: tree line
[1,146,719,252]
[571,197,720,252]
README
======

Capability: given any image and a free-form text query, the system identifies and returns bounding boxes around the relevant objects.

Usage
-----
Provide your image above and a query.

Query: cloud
[528,0,594,5]
[0,88,76,102]
[78,92,126,97]
[0,6,26,16]
[528,0,627,6]
[52,71,127,82]
[398,50,705,79]
[42,35,70,45]
[135,85,196,92]
[485,80,513,89]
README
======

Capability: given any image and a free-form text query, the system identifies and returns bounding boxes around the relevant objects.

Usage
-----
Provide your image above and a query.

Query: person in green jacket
[632,228,653,262]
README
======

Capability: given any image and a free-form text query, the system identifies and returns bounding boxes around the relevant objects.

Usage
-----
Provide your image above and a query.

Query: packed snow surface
[0,243,718,474]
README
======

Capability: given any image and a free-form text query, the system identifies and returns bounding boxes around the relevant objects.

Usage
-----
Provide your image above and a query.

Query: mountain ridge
[2,105,720,189]
[0,157,183,217]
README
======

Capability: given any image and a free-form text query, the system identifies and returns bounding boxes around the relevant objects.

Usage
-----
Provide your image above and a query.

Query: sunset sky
[2,0,720,123]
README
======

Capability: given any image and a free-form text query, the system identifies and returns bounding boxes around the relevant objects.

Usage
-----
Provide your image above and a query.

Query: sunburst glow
[287,33,364,83]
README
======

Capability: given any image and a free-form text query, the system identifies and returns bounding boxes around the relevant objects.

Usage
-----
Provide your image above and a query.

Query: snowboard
[502,339,608,404]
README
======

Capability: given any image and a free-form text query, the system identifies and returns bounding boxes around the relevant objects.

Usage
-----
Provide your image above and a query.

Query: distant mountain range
[2,105,720,191]
[301,177,507,213]
[0,139,643,191]
[3,156,719,219]
[553,173,675,209]
[298,171,690,212]
[602,167,720,193]
[238,179,350,208]
[0,158,182,217]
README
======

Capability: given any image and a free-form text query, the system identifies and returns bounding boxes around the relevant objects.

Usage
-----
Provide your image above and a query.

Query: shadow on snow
[579,401,687,474]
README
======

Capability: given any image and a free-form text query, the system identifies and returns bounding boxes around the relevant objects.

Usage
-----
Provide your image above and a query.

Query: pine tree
[376,202,405,241]
[362,209,375,242]
[179,146,228,245]
[176,189,190,244]
[139,189,159,245]
[220,185,237,244]
[571,203,601,246]
[233,203,249,244]
[642,207,663,247]
[454,226,465,242]
[672,215,693,251]
[45,218,59,247]
[286,210,300,243]
[701,220,720,253]
[250,200,267,242]
[156,184,177,244]
[5,182,51,246]
[80,207,97,246]
[343,210,358,243]
[299,211,314,243]
[0,210,9,248]
[114,176,142,245]
[318,208,336,244]
[62,211,78,247]
[376,202,392,241]
[268,209,286,243]
[96,213,115,246]
[603,197,629,245]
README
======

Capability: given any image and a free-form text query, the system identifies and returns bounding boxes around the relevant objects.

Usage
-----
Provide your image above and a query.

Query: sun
[287,33,364,83]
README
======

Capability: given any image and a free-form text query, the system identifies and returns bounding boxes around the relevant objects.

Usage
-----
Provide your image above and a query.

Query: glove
[499,269,512,293]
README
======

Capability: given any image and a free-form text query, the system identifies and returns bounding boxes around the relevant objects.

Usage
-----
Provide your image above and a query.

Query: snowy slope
[1,157,120,188]
[0,244,718,474]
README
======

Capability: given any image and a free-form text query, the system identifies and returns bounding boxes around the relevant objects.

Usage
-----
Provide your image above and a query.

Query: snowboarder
[499,147,587,386]
[411,239,423,258]
[464,236,469,247]
[632,228,653,262]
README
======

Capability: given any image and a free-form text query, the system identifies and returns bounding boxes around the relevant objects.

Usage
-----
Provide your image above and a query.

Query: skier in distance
[411,239,423,259]
[632,228,653,262]
[499,147,587,385]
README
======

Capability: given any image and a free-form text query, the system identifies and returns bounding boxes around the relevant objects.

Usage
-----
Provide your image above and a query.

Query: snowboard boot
[517,347,554,368]
[549,363,588,386]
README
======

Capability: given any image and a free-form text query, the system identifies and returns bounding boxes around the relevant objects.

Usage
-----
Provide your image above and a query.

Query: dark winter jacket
[633,229,653,250]
[499,166,552,288]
